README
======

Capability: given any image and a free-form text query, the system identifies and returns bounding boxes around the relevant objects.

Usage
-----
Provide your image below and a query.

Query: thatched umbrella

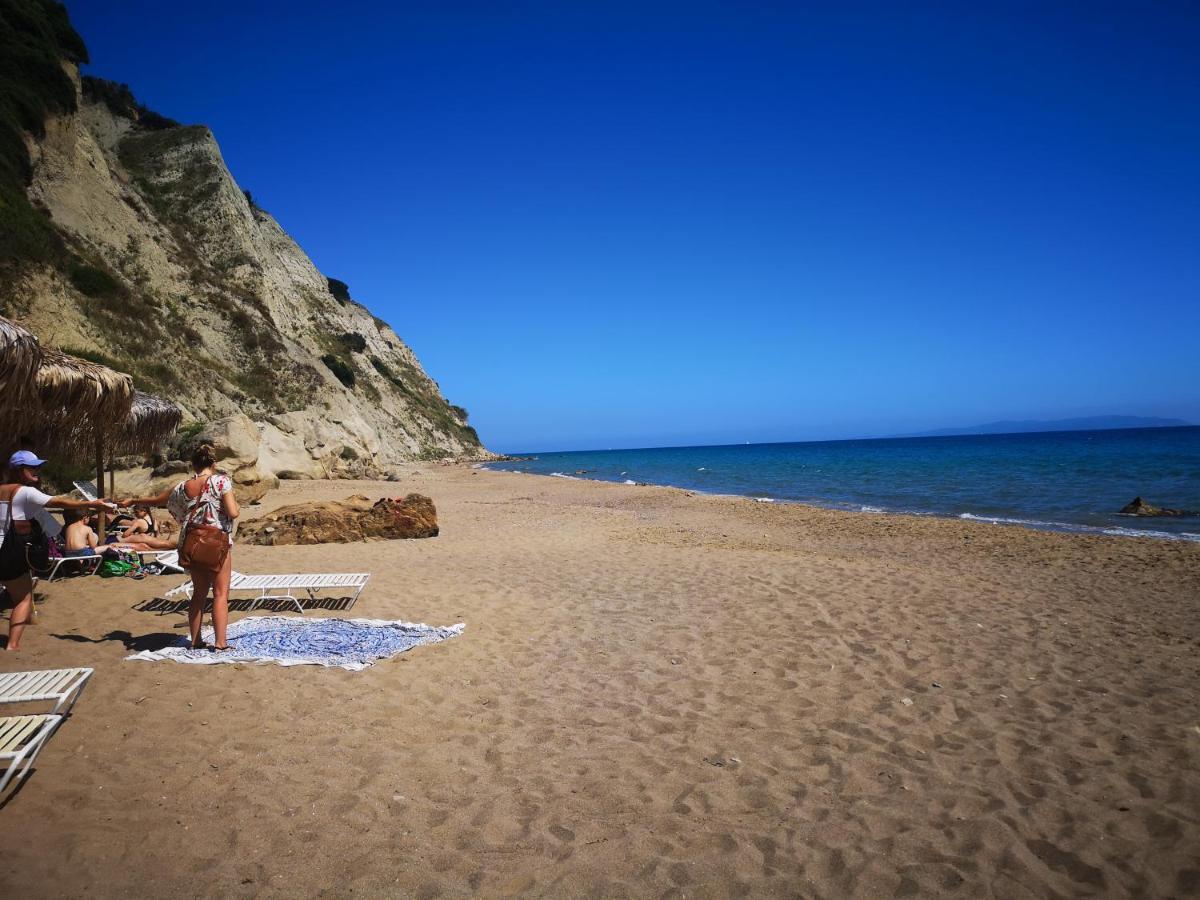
[2,325,182,529]
[113,390,184,458]
[29,348,136,465]
[0,316,44,437]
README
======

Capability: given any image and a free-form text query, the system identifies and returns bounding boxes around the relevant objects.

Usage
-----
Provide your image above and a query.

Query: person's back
[62,511,98,555]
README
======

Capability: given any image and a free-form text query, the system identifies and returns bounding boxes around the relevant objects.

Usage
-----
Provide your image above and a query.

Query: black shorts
[0,533,35,582]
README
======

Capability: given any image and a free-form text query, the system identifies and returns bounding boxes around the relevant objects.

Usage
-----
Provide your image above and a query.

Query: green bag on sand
[99,559,134,578]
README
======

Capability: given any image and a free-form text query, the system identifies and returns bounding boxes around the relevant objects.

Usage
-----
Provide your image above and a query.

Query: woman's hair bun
[191,442,217,470]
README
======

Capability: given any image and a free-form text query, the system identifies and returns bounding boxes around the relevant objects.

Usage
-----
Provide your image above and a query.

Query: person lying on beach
[111,534,176,552]
[62,509,100,557]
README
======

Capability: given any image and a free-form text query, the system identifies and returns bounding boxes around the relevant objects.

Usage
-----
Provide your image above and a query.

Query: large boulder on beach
[190,413,260,469]
[1117,496,1194,517]
[237,494,439,545]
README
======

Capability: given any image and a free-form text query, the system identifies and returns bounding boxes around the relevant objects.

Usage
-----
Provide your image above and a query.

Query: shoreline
[2,465,1197,897]
[480,464,1200,544]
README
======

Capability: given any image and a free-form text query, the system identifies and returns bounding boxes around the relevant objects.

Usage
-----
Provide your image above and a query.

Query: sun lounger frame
[164,571,370,613]
[0,714,64,795]
[46,549,182,581]
[138,549,185,574]
[0,667,93,715]
[45,554,102,581]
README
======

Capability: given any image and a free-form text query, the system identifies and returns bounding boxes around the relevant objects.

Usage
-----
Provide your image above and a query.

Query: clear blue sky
[67,1,1199,452]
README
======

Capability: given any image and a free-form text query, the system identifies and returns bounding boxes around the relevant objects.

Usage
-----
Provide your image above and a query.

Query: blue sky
[67,2,1199,452]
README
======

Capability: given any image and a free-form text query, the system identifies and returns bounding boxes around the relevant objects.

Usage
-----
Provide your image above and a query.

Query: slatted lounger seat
[46,554,103,581]
[0,667,94,714]
[0,715,64,794]
[138,549,185,574]
[165,571,371,613]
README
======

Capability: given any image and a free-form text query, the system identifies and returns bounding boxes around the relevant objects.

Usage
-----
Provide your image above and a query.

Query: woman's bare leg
[211,550,231,649]
[2,573,35,651]
[188,568,214,648]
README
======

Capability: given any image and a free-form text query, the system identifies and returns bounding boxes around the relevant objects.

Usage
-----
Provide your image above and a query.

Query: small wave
[623,479,637,485]
[752,497,776,503]
[958,512,1054,527]
[860,505,884,513]
[1102,526,1200,542]
[958,512,1199,542]
[548,472,579,479]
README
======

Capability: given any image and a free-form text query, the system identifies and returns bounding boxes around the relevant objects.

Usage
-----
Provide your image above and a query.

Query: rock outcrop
[1,6,492,492]
[1117,497,1196,518]
[237,494,439,545]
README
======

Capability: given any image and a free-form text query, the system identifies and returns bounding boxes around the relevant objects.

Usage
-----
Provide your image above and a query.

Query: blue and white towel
[126,615,464,670]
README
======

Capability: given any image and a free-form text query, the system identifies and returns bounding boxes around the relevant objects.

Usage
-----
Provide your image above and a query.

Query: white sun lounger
[0,667,94,715]
[165,571,371,613]
[0,715,64,795]
[138,549,185,574]
[47,548,183,581]
[45,554,103,581]
[72,480,99,501]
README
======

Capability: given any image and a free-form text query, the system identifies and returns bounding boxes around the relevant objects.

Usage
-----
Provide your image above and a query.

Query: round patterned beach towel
[126,615,465,670]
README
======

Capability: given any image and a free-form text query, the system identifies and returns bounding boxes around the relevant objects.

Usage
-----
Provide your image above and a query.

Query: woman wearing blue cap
[1,450,114,650]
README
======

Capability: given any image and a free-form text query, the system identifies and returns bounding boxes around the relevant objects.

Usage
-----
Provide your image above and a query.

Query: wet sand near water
[1,466,1198,897]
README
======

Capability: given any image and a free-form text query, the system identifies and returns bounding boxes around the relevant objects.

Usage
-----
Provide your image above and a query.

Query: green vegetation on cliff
[0,0,87,268]
[80,76,179,129]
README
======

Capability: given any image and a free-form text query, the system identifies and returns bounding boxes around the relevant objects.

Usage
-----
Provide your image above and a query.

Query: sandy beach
[1,465,1198,898]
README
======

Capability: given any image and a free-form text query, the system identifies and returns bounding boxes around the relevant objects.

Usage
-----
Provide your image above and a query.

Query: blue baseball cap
[9,450,47,468]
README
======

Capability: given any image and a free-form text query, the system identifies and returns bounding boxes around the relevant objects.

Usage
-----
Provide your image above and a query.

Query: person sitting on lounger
[120,505,158,539]
[62,509,99,557]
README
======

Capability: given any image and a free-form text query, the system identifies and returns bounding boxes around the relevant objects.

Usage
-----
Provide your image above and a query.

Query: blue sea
[487,426,1200,541]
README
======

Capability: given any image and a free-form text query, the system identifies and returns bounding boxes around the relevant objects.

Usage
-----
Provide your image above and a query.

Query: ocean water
[487,427,1200,541]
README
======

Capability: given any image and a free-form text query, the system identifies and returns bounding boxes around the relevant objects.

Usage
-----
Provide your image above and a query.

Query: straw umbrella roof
[0,316,44,436]
[27,348,136,463]
[113,390,184,457]
[1,320,182,465]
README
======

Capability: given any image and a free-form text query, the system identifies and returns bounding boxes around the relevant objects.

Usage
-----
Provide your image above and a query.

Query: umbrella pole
[95,433,106,542]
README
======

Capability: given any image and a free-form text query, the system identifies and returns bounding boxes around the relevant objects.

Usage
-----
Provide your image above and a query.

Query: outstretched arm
[48,497,115,513]
[117,488,173,509]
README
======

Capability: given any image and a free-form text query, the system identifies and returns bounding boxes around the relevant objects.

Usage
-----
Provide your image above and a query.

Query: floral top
[167,473,235,546]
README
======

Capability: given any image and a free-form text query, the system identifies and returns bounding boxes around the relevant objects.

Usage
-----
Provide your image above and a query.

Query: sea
[486,426,1200,542]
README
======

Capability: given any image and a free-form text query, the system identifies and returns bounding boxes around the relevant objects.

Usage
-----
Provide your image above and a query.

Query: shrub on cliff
[327,277,350,303]
[68,261,120,297]
[82,76,180,129]
[321,353,356,388]
[339,331,367,353]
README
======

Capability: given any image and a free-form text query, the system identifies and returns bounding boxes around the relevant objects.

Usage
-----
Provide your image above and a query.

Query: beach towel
[125,615,464,670]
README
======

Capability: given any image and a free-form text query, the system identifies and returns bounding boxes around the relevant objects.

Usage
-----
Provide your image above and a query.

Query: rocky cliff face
[5,63,490,478]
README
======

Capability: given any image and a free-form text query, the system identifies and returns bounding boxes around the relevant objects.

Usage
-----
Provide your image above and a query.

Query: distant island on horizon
[892,415,1192,439]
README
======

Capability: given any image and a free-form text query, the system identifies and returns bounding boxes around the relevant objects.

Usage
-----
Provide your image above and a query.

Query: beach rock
[152,459,189,477]
[237,493,439,545]
[257,422,324,480]
[233,479,273,506]
[1117,496,1195,517]
[192,413,260,468]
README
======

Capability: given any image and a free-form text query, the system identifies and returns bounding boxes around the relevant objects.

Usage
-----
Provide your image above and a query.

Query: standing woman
[121,444,239,650]
[1,450,115,650]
